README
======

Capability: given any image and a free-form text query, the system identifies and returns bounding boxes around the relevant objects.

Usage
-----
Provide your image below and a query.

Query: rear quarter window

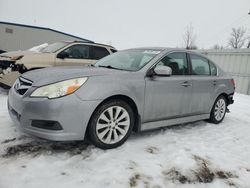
[210,62,217,76]
[92,46,110,60]
[110,49,117,53]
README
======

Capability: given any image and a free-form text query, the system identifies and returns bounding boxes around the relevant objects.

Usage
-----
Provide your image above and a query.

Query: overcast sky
[0,0,249,49]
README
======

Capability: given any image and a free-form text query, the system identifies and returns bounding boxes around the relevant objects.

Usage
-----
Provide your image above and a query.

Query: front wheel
[209,95,227,124]
[88,100,135,149]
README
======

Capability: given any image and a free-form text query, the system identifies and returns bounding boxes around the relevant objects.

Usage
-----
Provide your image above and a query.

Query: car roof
[123,47,209,57]
[123,47,190,52]
[121,47,215,64]
[63,40,116,49]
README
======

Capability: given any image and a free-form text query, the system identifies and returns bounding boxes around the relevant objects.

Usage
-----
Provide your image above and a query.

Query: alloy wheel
[96,106,130,144]
[214,98,226,121]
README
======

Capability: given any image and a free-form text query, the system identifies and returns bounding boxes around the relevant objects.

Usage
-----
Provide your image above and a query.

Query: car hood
[21,66,127,86]
[0,50,38,59]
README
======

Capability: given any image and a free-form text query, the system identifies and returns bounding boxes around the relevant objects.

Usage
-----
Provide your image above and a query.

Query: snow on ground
[0,91,250,188]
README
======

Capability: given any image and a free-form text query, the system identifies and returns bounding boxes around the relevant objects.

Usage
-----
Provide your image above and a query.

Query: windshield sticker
[143,50,161,55]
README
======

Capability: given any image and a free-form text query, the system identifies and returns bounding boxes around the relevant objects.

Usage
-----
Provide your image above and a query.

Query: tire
[88,99,135,149]
[209,95,227,124]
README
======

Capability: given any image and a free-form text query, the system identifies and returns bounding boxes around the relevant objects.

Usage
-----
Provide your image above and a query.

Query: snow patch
[0,93,250,188]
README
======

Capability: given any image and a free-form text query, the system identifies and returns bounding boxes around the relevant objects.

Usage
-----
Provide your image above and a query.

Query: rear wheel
[209,95,227,124]
[88,100,134,149]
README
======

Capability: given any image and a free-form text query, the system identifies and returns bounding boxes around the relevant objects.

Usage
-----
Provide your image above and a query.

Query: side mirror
[57,51,69,59]
[154,65,172,76]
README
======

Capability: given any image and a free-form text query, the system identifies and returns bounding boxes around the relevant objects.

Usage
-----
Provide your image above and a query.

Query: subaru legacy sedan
[8,48,235,149]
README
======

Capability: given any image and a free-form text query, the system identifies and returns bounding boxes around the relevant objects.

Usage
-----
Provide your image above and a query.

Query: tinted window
[210,62,217,76]
[156,52,188,75]
[92,46,110,60]
[63,45,90,59]
[190,54,210,75]
[110,49,117,53]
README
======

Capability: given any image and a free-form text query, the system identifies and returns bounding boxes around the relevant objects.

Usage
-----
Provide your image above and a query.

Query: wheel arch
[85,94,141,138]
[208,92,228,124]
[209,92,229,114]
[215,92,229,105]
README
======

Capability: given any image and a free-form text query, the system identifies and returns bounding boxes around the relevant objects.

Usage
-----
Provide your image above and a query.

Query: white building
[200,49,250,95]
[0,21,92,52]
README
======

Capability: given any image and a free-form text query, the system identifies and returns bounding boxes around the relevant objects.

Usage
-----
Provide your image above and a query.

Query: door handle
[213,80,217,86]
[181,81,192,87]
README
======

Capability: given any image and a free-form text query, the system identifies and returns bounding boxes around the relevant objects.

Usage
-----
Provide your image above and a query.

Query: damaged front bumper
[0,71,21,88]
[0,60,22,88]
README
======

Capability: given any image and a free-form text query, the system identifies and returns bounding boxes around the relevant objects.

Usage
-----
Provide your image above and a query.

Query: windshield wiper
[97,65,123,70]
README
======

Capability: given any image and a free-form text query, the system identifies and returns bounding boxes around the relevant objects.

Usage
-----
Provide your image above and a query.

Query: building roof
[0,21,94,43]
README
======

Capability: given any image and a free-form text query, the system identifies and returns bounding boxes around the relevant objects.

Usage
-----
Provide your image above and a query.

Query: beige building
[0,21,92,52]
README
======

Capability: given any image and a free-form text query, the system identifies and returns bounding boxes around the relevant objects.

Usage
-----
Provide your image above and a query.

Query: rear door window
[63,45,90,59]
[190,54,210,75]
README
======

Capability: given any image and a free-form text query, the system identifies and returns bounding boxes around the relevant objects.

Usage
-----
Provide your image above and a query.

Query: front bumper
[0,71,21,88]
[8,87,101,141]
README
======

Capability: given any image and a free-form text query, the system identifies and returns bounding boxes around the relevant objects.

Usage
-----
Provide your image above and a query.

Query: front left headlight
[30,77,88,99]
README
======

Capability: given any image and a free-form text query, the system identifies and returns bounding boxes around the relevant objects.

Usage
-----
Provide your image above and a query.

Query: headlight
[30,77,88,99]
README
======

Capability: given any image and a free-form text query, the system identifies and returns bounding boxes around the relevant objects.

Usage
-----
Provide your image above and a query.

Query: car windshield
[41,42,68,53]
[95,50,161,71]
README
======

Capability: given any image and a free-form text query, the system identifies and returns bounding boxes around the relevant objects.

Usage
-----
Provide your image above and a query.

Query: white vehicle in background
[0,41,116,88]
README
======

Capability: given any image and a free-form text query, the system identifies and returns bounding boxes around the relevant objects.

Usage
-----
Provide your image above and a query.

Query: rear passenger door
[189,53,217,115]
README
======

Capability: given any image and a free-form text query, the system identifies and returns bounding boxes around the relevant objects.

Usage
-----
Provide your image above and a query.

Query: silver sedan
[8,48,235,149]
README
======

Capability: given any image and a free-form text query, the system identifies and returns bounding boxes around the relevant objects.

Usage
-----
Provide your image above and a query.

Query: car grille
[14,77,33,95]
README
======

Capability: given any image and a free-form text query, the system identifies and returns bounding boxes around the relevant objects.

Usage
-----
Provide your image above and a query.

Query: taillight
[230,79,235,89]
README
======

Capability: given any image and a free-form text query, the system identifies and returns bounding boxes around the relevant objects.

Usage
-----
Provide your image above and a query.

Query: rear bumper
[8,87,101,141]
[228,93,234,105]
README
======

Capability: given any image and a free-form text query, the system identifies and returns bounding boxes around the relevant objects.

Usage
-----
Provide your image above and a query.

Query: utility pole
[248,12,250,48]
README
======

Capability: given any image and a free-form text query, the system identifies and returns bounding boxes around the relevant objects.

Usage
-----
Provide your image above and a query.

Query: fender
[75,74,146,118]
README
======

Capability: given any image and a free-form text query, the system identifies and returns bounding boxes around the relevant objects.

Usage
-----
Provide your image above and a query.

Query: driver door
[143,52,192,123]
[55,44,95,66]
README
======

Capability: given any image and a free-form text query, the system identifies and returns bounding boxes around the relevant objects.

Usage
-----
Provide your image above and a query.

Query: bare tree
[183,24,197,49]
[247,31,250,48]
[228,27,247,48]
